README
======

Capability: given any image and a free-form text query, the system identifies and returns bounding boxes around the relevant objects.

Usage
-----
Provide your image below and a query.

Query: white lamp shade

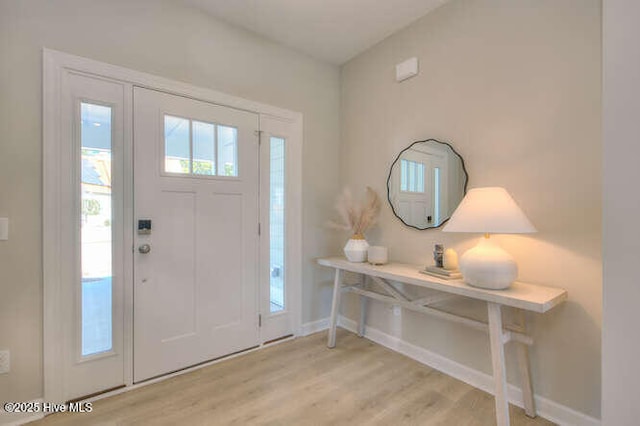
[442,187,536,234]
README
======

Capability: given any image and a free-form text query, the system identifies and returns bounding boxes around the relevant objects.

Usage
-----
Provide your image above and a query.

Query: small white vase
[367,246,388,265]
[344,234,369,262]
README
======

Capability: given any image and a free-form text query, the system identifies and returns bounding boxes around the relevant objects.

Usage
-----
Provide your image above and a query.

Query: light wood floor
[32,330,555,425]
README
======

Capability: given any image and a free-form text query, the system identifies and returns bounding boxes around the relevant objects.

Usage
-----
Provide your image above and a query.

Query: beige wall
[0,0,341,404]
[0,0,605,419]
[340,0,601,418]
[602,0,640,424]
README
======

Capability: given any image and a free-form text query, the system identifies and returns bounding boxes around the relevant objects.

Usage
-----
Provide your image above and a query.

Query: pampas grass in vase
[330,187,381,262]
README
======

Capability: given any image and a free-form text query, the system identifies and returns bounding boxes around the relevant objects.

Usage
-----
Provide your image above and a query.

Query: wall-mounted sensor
[396,57,419,82]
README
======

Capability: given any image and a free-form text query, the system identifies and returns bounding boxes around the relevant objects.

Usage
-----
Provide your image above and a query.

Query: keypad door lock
[138,219,152,235]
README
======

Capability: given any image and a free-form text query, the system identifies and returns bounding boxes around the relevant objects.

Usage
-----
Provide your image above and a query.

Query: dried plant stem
[329,187,381,237]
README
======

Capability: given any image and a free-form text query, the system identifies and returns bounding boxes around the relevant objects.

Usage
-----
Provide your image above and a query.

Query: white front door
[133,88,260,382]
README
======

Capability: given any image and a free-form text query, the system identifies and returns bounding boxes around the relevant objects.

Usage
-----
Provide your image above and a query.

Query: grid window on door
[164,115,238,177]
[400,159,425,193]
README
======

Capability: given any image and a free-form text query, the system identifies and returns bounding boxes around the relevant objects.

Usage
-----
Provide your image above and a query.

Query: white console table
[318,257,567,426]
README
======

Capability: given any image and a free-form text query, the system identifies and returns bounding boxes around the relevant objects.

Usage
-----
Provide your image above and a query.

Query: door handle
[138,244,151,254]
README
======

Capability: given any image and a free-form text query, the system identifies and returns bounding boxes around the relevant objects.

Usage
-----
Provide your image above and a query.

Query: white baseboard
[301,316,600,426]
[0,398,45,426]
[300,317,330,336]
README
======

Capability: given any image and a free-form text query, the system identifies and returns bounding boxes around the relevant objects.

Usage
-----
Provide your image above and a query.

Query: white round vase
[344,235,369,263]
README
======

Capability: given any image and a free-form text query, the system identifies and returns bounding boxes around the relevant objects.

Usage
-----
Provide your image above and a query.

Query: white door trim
[43,48,303,402]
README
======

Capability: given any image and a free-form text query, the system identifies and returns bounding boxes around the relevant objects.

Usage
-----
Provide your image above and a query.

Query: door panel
[133,88,259,382]
[197,192,244,326]
[153,190,196,339]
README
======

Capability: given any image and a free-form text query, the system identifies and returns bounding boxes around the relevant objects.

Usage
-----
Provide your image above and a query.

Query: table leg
[516,310,536,417]
[488,302,510,426]
[358,294,367,337]
[327,269,343,348]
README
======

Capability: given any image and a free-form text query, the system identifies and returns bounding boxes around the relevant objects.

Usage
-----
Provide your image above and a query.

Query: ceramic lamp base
[459,237,517,290]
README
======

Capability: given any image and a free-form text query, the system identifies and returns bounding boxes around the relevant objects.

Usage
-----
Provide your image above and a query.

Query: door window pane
[408,161,416,192]
[193,121,215,176]
[401,159,408,191]
[434,167,441,226]
[218,125,238,177]
[163,116,239,178]
[164,115,190,174]
[417,162,425,193]
[400,159,425,193]
[270,137,285,313]
[80,102,113,356]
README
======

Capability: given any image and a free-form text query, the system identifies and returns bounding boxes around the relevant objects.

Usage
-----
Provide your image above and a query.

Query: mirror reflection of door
[395,146,447,228]
[388,139,467,230]
[397,153,432,229]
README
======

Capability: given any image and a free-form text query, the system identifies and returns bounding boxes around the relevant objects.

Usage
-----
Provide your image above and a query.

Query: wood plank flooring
[32,330,555,425]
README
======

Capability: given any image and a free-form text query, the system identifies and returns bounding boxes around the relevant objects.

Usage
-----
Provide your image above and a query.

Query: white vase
[344,234,369,262]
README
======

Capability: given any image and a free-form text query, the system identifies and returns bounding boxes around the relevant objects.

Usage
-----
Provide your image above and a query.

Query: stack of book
[420,265,462,280]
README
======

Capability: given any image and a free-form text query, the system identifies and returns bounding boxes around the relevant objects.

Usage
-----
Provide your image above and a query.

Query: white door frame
[43,48,303,402]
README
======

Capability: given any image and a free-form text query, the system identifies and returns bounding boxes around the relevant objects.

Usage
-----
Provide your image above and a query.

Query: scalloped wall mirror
[387,139,468,230]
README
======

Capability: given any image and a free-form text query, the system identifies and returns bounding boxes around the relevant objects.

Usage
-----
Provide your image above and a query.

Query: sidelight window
[80,102,113,356]
[269,137,285,312]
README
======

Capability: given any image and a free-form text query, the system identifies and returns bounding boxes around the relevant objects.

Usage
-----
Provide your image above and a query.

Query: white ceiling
[182,0,450,65]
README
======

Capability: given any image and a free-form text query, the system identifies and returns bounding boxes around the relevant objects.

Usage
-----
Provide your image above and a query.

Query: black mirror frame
[386,138,469,231]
